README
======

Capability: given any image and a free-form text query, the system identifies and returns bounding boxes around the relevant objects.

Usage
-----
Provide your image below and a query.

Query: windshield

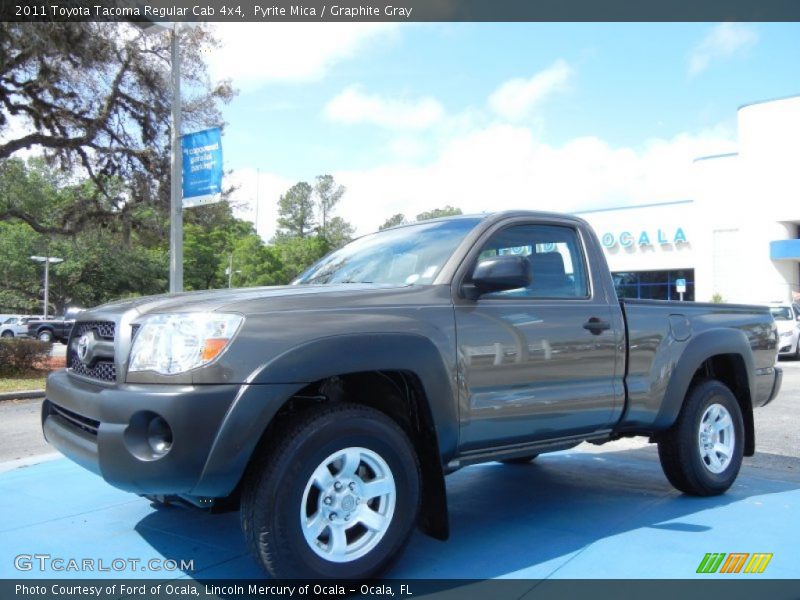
[770,307,792,321]
[295,217,482,285]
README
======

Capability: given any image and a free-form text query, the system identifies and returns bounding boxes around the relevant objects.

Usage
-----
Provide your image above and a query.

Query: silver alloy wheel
[698,403,735,474]
[300,446,396,563]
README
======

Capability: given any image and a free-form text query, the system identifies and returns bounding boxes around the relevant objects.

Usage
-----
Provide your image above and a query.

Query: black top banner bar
[3,0,800,22]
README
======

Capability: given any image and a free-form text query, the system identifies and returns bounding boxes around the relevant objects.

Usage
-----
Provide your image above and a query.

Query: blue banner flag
[181,127,223,207]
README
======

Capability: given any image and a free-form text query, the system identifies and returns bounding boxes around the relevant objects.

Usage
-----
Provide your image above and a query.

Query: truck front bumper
[765,366,782,406]
[42,370,300,498]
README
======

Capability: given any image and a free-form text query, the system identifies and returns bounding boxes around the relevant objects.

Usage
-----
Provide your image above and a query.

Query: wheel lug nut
[329,512,337,521]
[323,496,332,505]
[348,482,356,491]
[334,482,343,492]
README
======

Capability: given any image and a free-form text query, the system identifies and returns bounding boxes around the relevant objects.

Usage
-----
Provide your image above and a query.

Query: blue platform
[1,448,798,580]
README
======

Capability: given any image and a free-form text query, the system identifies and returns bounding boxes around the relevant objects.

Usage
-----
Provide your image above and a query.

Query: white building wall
[578,201,695,270]
[578,96,800,305]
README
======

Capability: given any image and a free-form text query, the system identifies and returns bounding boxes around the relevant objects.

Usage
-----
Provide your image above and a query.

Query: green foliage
[0,22,234,237]
[50,229,167,310]
[276,182,316,239]
[415,206,463,222]
[379,213,408,230]
[320,216,355,250]
[230,236,285,287]
[275,236,331,283]
[0,339,50,376]
[0,220,41,312]
[275,175,354,251]
[378,206,462,232]
[711,293,724,303]
[315,174,345,231]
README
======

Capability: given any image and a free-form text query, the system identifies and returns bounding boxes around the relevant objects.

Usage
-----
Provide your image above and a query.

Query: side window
[475,224,589,299]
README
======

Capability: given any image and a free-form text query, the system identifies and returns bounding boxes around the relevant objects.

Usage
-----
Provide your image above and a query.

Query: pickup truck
[26,316,76,343]
[42,211,782,579]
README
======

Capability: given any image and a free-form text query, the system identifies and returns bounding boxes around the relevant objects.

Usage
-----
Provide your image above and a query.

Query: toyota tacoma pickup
[42,211,782,579]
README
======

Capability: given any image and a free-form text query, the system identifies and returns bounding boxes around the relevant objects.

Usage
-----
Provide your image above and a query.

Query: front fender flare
[252,333,459,459]
[193,333,458,500]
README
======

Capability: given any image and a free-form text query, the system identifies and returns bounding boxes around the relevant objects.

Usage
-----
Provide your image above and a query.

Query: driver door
[455,220,622,451]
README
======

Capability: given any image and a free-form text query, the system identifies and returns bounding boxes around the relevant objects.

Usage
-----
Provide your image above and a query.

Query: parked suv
[0,316,34,338]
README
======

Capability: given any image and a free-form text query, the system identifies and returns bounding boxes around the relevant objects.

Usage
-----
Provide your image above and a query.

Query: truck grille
[45,400,100,437]
[67,321,117,383]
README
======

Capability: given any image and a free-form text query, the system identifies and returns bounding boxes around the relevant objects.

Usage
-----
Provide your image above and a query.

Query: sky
[74,23,800,240]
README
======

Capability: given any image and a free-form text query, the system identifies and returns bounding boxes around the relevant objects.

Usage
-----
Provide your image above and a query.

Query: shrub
[0,338,51,375]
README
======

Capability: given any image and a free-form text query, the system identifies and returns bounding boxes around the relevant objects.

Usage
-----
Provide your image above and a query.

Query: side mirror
[467,255,531,298]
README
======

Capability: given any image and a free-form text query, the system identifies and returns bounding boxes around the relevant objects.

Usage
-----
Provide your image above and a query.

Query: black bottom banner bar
[4,579,800,600]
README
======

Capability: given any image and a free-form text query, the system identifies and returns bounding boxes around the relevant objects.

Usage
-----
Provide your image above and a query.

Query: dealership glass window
[612,269,695,301]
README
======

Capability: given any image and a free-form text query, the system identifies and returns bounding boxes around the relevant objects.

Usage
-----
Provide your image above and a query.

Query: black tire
[657,379,744,496]
[37,330,53,343]
[241,403,421,579]
[1,331,13,338]
[500,454,539,465]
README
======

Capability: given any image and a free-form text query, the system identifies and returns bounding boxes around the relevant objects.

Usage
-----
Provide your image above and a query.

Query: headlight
[780,330,792,339]
[128,313,243,375]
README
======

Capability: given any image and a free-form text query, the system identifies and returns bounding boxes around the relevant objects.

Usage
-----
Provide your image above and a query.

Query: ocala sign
[600,228,688,249]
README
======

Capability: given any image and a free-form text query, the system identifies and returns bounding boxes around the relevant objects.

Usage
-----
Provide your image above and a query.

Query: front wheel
[657,379,744,496]
[37,330,53,343]
[241,403,421,579]
[1,331,13,338]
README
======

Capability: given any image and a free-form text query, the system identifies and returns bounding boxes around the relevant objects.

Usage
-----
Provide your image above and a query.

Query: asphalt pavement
[0,360,797,580]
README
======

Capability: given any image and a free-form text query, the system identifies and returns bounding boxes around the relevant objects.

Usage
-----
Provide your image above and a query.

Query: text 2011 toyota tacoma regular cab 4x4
[43,211,782,579]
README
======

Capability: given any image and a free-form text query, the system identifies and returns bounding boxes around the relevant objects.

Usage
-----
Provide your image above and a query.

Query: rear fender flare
[653,328,754,430]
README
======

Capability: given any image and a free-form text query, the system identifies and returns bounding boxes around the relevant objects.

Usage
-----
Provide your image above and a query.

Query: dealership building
[576,95,800,305]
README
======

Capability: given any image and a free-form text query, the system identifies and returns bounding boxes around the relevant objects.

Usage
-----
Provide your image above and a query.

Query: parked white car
[0,316,34,338]
[769,302,800,358]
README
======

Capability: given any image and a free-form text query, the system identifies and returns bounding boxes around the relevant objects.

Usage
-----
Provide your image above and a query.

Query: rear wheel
[37,330,53,343]
[500,454,539,465]
[241,403,421,579]
[657,379,744,496]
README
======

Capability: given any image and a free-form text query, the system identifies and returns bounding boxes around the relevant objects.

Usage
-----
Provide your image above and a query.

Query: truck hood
[92,283,414,317]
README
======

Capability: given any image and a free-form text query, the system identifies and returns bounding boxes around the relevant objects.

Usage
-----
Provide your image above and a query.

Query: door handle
[583,317,610,335]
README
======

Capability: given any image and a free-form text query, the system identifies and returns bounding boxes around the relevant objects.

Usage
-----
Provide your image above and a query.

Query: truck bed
[618,299,778,433]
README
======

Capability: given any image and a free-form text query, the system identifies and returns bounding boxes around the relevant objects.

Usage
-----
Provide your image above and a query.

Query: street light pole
[134,21,184,293]
[44,257,50,318]
[30,256,64,319]
[169,26,183,293]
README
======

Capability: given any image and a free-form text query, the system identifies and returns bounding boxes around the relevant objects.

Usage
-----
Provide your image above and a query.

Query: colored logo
[696,553,772,574]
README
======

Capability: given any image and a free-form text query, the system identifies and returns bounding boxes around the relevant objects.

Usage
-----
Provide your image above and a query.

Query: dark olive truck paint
[42,211,782,578]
